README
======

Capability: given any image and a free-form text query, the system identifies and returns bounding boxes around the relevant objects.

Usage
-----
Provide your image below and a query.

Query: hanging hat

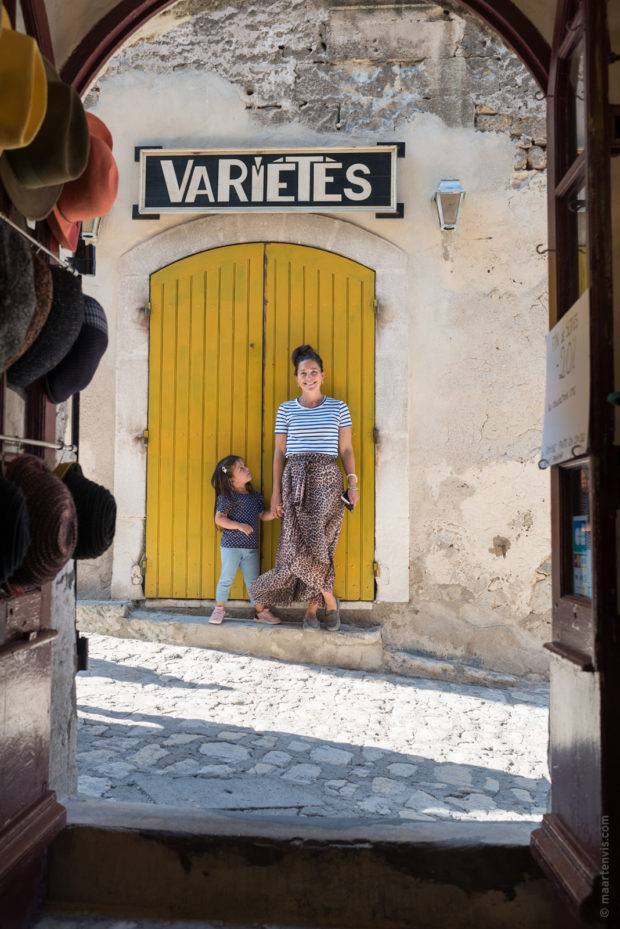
[0,57,90,221]
[0,474,31,586]
[6,455,77,587]
[7,265,84,388]
[0,221,36,374]
[0,6,47,155]
[2,252,53,370]
[55,462,116,560]
[47,113,119,252]
[44,294,108,402]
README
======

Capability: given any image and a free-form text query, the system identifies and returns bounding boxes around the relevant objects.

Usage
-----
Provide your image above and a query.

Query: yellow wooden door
[145,244,265,599]
[261,244,375,600]
[145,243,375,601]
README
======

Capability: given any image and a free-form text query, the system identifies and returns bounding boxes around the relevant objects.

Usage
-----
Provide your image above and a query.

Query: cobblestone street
[76,634,550,822]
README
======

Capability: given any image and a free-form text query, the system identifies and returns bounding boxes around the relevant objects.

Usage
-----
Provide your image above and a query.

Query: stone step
[42,799,550,929]
[77,600,384,673]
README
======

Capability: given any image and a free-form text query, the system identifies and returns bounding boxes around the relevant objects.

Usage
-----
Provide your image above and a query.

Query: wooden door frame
[530,1,618,923]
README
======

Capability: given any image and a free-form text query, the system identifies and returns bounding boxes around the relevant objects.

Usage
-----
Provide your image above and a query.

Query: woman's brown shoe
[324,597,340,632]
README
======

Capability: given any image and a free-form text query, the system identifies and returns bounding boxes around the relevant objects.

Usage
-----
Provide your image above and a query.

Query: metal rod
[0,433,77,452]
[0,212,79,276]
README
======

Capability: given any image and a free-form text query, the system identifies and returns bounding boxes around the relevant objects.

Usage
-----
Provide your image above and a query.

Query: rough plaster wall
[79,0,551,676]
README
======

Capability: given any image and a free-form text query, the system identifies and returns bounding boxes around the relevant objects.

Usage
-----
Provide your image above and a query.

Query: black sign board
[138,146,398,214]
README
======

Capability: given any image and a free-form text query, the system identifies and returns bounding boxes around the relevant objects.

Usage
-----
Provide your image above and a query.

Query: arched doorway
[145,243,376,601]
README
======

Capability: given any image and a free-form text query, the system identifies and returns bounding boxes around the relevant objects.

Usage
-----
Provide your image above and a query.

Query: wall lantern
[433,179,466,231]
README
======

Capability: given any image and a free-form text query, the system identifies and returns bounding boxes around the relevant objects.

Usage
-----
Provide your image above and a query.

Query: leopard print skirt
[249,453,344,607]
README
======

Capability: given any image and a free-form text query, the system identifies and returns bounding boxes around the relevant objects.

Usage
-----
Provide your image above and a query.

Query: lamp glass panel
[439,193,461,227]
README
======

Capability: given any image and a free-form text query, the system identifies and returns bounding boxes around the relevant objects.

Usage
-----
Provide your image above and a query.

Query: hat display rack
[0,211,79,277]
[1,0,117,598]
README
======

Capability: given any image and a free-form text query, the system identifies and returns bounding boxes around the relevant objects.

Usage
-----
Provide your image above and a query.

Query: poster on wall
[137,146,398,214]
[540,289,590,467]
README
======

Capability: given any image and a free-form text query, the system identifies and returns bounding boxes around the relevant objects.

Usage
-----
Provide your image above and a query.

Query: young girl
[209,454,280,625]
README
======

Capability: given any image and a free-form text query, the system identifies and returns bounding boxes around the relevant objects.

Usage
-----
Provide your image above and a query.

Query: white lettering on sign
[160,159,194,202]
[344,163,372,200]
[284,155,324,200]
[313,161,342,202]
[266,162,296,201]
[142,146,398,214]
[185,165,215,203]
[217,159,249,202]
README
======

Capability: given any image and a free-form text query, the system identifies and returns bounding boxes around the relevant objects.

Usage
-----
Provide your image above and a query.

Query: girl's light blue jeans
[216,547,260,604]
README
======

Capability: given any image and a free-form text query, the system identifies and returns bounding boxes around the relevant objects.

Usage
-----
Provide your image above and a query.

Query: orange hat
[0,6,47,155]
[47,112,118,251]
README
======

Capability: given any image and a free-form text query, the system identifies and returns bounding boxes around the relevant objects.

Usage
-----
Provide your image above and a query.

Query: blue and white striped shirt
[275,397,352,457]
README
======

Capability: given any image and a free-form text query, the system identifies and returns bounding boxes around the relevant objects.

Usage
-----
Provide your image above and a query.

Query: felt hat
[47,113,118,252]
[6,455,77,587]
[55,462,116,560]
[44,294,108,402]
[0,221,36,374]
[0,58,90,221]
[0,6,47,155]
[0,474,31,586]
[2,251,53,370]
[7,265,84,388]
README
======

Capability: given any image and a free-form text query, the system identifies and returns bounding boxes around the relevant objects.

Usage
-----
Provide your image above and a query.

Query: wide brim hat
[0,474,31,585]
[44,293,108,403]
[0,221,36,373]
[6,455,77,588]
[55,462,116,560]
[7,265,84,388]
[2,251,53,370]
[47,113,118,252]
[0,6,47,155]
[0,57,89,221]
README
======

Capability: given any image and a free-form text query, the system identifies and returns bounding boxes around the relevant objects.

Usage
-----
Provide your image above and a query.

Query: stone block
[327,9,465,63]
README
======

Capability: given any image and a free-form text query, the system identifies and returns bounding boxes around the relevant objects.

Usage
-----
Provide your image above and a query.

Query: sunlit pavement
[75,633,549,822]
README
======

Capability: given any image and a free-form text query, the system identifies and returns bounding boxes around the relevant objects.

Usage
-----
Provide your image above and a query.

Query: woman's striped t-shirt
[274,396,352,457]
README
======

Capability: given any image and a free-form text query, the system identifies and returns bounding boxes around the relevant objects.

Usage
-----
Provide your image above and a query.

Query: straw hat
[6,455,77,587]
[0,58,89,221]
[0,6,47,155]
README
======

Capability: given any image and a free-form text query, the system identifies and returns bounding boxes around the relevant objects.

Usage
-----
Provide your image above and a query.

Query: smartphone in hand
[341,489,354,511]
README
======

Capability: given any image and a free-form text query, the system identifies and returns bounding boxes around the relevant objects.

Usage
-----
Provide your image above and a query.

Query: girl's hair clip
[222,466,227,473]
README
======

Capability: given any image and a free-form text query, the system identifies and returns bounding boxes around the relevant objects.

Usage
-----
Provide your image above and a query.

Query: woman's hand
[236,522,254,536]
[347,487,359,508]
[270,494,284,519]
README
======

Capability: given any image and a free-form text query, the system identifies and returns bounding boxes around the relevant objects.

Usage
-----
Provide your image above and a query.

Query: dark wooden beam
[61,0,178,93]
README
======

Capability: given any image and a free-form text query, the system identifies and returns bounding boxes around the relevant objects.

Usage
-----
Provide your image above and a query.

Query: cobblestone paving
[75,634,550,822]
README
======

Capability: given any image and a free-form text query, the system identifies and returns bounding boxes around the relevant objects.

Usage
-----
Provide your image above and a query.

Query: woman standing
[250,344,359,631]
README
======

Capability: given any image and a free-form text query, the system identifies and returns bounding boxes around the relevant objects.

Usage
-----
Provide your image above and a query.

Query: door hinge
[373,426,379,444]
[144,301,152,317]
[373,561,380,578]
[142,429,149,446]
[373,298,379,313]
[141,557,147,572]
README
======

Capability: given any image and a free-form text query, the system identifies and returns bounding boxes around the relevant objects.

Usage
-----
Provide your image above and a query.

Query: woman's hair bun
[292,344,323,372]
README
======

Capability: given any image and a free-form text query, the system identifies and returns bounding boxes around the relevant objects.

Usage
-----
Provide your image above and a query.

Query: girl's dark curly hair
[292,343,323,374]
[211,455,255,521]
